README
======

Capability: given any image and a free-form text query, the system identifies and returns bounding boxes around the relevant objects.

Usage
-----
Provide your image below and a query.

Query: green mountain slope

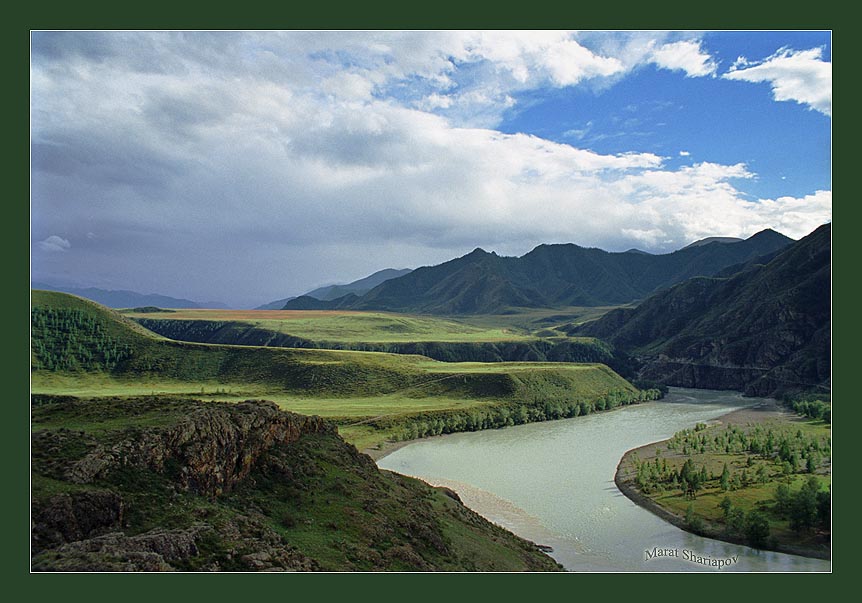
[575,224,830,397]
[31,397,562,571]
[286,230,793,314]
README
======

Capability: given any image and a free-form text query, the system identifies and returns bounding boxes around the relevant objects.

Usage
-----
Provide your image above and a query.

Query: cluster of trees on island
[711,476,830,548]
[31,308,132,371]
[634,423,830,496]
[629,420,830,550]
[386,387,664,441]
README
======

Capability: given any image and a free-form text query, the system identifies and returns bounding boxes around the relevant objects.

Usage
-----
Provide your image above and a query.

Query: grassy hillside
[32,290,655,450]
[31,396,563,571]
[124,307,625,369]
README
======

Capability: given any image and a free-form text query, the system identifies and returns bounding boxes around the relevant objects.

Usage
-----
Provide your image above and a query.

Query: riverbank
[363,436,429,462]
[362,394,665,461]
[614,400,831,561]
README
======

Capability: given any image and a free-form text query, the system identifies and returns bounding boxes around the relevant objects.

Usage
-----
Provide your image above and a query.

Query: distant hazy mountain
[575,224,830,397]
[255,297,296,310]
[303,268,414,301]
[294,229,794,314]
[277,268,412,310]
[31,283,228,309]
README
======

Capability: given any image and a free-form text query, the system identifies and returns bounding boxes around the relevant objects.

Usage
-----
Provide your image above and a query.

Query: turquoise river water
[377,388,831,572]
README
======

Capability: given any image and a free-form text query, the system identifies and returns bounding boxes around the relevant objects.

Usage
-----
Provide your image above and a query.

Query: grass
[32,290,647,450]
[456,305,626,332]
[121,305,623,342]
[121,304,622,369]
[32,396,564,571]
[31,363,639,449]
[618,411,831,558]
[122,308,533,343]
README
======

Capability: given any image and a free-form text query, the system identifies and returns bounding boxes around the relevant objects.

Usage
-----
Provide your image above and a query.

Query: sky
[30,31,832,308]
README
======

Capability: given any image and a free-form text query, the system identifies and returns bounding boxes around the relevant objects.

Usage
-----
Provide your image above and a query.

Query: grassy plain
[121,306,620,343]
[33,290,647,450]
[122,308,534,343]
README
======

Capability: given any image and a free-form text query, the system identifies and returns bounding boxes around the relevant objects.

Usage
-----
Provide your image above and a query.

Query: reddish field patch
[127,309,368,321]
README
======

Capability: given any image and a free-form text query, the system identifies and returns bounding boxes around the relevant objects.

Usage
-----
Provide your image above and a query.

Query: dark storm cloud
[31,129,183,189]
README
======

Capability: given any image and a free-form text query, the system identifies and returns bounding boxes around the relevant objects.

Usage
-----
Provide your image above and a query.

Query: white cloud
[648,40,717,77]
[679,150,690,157]
[731,56,750,70]
[416,93,454,111]
[29,31,831,305]
[38,235,71,252]
[741,190,832,238]
[723,47,831,116]
[541,38,624,85]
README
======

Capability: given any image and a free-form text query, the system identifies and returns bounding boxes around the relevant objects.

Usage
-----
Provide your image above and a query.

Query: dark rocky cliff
[31,397,562,572]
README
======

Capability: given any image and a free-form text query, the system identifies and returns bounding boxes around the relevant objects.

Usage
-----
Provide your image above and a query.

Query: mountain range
[256,268,412,310]
[285,229,794,314]
[30,283,228,310]
[575,224,831,397]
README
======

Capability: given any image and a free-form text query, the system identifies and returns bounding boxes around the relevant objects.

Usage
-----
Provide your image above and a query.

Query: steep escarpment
[576,224,831,397]
[133,317,620,366]
[31,397,562,572]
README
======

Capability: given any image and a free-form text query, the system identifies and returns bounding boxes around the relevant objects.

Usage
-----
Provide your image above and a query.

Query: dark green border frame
[14,2,844,597]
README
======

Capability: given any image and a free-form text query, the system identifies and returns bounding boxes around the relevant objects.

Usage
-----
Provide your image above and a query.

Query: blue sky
[30,31,831,307]
[499,31,831,200]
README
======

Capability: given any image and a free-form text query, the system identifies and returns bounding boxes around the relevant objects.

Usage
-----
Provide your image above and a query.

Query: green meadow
[121,305,619,343]
[32,290,658,451]
[122,308,532,344]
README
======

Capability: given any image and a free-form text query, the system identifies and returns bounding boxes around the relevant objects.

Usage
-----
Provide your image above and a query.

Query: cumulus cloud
[29,31,831,306]
[723,47,832,116]
[679,150,690,157]
[38,235,71,252]
[648,39,717,77]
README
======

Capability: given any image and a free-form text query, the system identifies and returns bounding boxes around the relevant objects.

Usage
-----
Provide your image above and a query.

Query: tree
[789,478,819,532]
[719,496,733,519]
[727,507,746,536]
[774,483,792,516]
[685,504,704,533]
[806,453,820,474]
[745,510,770,549]
[720,463,730,492]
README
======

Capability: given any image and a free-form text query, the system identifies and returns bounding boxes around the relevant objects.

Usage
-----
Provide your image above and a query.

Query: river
[377,388,831,572]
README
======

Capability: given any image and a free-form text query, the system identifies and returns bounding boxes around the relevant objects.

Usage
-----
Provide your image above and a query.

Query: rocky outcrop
[32,397,563,572]
[31,491,124,552]
[67,400,332,497]
[32,525,210,572]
